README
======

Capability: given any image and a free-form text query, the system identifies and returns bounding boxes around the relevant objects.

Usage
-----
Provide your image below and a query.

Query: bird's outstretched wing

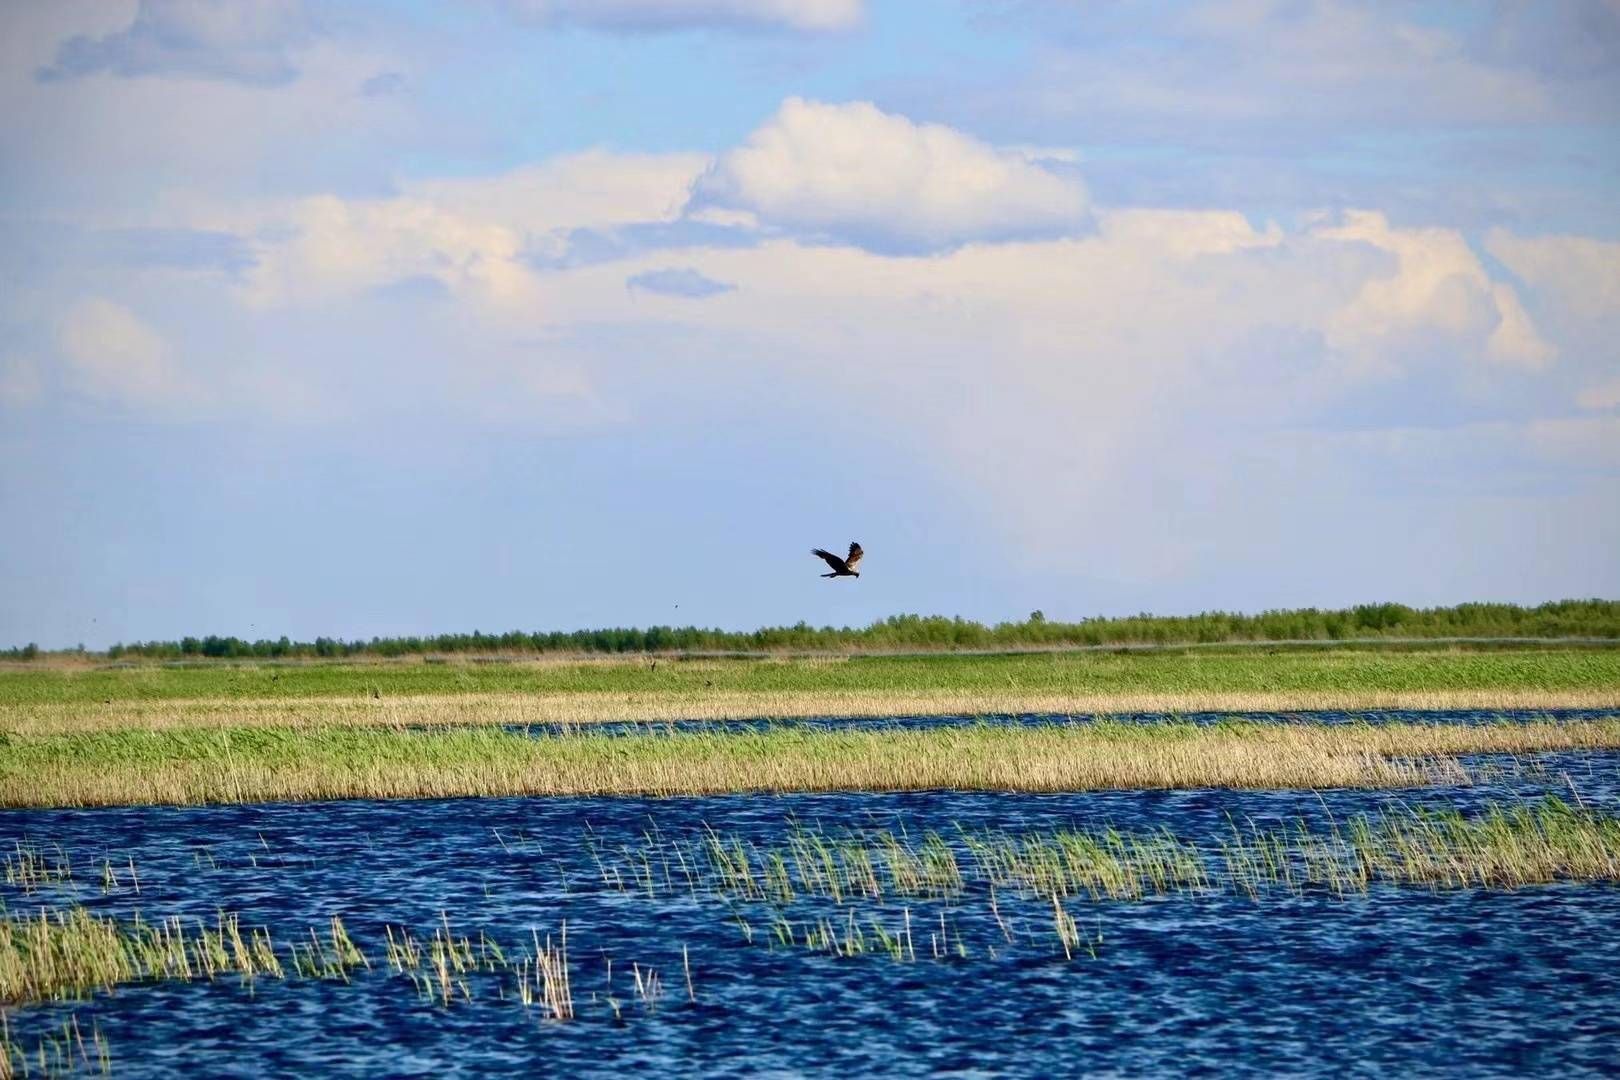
[812,548,849,573]
[844,542,863,569]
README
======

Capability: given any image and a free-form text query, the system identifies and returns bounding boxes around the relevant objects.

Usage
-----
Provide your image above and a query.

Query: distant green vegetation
[5,599,1614,662]
[4,647,1618,708]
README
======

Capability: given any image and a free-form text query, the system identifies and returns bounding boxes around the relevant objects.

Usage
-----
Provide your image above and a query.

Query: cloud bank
[3,75,1615,606]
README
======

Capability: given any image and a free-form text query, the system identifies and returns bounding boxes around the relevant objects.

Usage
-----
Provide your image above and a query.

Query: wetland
[2,647,1618,1075]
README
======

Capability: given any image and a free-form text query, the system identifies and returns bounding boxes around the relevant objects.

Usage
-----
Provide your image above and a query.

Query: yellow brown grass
[6,686,1619,736]
[2,718,1617,807]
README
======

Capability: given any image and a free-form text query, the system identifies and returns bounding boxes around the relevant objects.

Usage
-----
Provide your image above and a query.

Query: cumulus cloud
[691,98,1091,253]
[1096,208,1281,258]
[38,0,316,85]
[1314,211,1554,371]
[224,151,711,307]
[626,267,735,298]
[56,299,191,410]
[237,195,530,308]
[502,0,862,33]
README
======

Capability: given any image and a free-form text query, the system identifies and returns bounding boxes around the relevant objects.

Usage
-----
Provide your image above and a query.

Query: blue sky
[2,0,1618,649]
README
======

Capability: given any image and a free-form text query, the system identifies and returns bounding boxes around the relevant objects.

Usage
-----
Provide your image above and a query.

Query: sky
[1,0,1618,650]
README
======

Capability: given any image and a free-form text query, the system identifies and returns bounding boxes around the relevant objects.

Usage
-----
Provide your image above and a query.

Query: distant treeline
[3,599,1614,661]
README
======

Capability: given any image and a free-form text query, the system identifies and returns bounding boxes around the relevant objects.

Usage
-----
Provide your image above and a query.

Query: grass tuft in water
[0,1012,110,1080]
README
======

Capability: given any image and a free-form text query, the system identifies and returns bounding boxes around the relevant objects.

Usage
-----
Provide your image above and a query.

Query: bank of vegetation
[3,648,1617,729]
[6,599,1618,663]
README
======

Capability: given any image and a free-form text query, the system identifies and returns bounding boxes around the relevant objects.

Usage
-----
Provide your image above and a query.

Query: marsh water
[3,713,1619,1076]
[504,706,1617,738]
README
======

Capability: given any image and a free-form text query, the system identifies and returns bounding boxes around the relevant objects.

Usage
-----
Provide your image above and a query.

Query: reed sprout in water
[385,914,506,1005]
[289,916,369,982]
[578,796,1620,913]
[3,845,72,895]
[583,796,1620,960]
[0,1012,110,1080]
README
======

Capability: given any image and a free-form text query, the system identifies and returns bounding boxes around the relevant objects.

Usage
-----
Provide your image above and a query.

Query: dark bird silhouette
[812,542,863,578]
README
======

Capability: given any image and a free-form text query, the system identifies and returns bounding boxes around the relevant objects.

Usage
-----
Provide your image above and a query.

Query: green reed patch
[593,796,1620,909]
[4,647,1618,708]
[0,908,633,1028]
[0,909,283,1006]
[579,797,1620,961]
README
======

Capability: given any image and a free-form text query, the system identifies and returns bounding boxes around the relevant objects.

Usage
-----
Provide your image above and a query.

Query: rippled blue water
[2,718,1618,1077]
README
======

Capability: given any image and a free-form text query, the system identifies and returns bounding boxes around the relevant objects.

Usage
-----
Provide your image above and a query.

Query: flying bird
[812,542,863,578]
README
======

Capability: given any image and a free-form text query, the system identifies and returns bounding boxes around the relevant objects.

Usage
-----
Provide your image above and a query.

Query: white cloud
[9,170,1605,590]
[223,151,711,308]
[503,0,862,33]
[406,150,708,242]
[1315,210,1554,371]
[237,195,530,308]
[692,98,1091,253]
[1097,208,1282,259]
[56,298,192,410]
[38,0,315,85]
[9,95,1597,587]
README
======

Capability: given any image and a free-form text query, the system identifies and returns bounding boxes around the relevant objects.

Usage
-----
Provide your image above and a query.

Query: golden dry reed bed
[9,687,1620,737]
[3,719,1618,807]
